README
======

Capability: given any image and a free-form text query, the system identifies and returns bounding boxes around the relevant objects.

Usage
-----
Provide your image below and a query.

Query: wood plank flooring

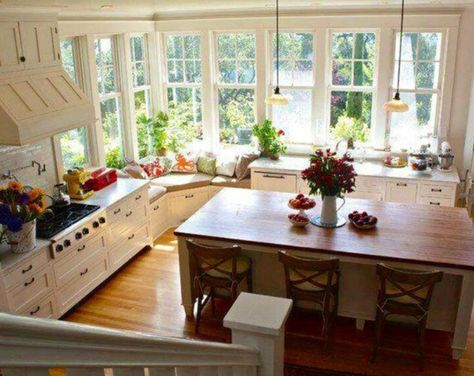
[63,228,474,376]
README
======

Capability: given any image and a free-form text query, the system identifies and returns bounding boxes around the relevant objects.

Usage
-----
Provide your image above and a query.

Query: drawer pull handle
[113,208,121,215]
[153,205,160,211]
[135,195,142,200]
[396,183,407,187]
[431,188,443,193]
[30,306,40,315]
[263,174,285,179]
[128,234,135,240]
[24,277,35,287]
[77,245,86,252]
[126,210,133,217]
[22,265,33,274]
[430,202,441,206]
[185,194,194,199]
[80,268,88,276]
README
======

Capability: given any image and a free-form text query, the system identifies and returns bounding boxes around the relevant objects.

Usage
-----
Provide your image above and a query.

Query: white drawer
[417,196,453,207]
[419,183,455,198]
[107,201,127,225]
[125,201,148,228]
[3,249,49,290]
[108,225,150,272]
[386,181,418,203]
[54,234,106,288]
[128,188,148,208]
[348,190,384,201]
[171,190,209,223]
[151,196,168,240]
[252,171,297,193]
[8,267,54,312]
[355,176,385,191]
[17,293,57,319]
[57,254,108,315]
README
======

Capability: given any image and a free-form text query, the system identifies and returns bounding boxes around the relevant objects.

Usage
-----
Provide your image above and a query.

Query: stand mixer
[438,141,455,171]
[63,168,94,200]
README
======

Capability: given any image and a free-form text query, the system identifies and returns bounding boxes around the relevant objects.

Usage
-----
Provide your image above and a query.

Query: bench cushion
[211,176,251,189]
[152,173,213,192]
[148,184,167,203]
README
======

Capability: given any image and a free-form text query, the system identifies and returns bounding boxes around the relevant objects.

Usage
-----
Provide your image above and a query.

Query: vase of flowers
[302,149,356,228]
[252,119,287,160]
[0,181,48,254]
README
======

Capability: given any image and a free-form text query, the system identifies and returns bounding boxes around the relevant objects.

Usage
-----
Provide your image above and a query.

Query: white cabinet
[0,20,60,73]
[386,181,418,203]
[252,171,297,193]
[150,195,169,240]
[349,176,385,201]
[348,190,384,201]
[170,188,209,224]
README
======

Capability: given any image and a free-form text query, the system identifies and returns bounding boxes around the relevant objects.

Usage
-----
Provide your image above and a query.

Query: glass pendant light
[384,0,409,113]
[265,0,289,106]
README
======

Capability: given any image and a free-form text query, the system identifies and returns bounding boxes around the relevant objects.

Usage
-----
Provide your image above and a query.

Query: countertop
[81,178,150,208]
[175,188,474,270]
[249,156,461,184]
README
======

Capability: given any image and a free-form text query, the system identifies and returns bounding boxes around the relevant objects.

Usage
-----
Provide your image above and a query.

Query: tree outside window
[329,32,376,145]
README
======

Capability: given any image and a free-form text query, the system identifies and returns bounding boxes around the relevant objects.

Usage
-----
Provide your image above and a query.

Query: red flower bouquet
[302,149,356,198]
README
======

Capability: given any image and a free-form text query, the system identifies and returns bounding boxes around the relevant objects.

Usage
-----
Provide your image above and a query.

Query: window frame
[266,29,317,146]
[213,30,258,148]
[54,36,92,176]
[326,28,380,146]
[386,28,447,149]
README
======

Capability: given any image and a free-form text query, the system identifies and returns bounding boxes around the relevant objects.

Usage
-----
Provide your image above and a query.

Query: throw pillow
[124,161,148,179]
[235,152,260,181]
[171,153,198,173]
[141,159,169,178]
[197,156,217,176]
[216,154,238,177]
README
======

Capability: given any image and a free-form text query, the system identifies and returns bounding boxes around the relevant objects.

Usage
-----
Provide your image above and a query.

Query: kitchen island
[175,188,474,360]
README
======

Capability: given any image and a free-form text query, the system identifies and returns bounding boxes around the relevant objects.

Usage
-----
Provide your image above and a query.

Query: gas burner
[37,203,101,239]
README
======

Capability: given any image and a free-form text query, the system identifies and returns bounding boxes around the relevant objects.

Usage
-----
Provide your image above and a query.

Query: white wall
[448,9,474,175]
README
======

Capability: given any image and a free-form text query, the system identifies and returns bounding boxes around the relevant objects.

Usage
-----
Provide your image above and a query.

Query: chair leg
[210,288,216,317]
[371,309,384,363]
[322,298,331,354]
[195,295,203,334]
[418,318,427,372]
[247,270,253,293]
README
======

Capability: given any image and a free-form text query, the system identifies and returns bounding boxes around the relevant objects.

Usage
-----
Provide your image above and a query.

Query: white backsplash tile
[0,139,58,193]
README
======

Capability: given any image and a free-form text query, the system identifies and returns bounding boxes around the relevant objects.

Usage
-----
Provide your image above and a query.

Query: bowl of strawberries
[288,193,316,211]
[348,211,378,230]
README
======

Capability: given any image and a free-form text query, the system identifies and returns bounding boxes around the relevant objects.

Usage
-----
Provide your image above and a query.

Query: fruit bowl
[288,193,316,211]
[348,211,378,230]
[288,213,310,227]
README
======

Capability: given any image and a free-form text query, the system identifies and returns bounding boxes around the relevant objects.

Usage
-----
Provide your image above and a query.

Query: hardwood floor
[64,228,474,376]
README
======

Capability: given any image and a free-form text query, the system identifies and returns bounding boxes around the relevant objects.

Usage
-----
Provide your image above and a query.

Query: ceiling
[1,0,474,19]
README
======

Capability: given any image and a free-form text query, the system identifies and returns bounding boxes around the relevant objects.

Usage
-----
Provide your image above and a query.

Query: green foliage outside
[331,116,369,143]
[252,119,287,157]
[59,128,88,169]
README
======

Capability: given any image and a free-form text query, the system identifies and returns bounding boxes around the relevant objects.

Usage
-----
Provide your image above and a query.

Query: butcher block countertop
[175,188,474,270]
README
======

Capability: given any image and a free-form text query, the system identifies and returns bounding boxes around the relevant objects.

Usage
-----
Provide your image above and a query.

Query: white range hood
[0,66,96,146]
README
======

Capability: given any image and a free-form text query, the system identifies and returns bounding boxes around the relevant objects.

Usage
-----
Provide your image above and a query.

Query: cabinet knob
[20,56,26,62]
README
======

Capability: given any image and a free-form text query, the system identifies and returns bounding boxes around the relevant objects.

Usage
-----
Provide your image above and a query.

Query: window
[388,32,443,150]
[329,32,376,145]
[130,35,152,159]
[216,33,256,146]
[270,32,314,144]
[165,34,203,150]
[59,38,90,169]
[95,37,125,168]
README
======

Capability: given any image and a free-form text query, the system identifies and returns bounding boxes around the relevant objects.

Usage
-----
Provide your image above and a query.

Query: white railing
[0,293,292,376]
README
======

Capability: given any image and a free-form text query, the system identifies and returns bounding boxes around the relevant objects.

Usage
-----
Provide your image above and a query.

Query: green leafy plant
[105,146,125,169]
[331,116,369,143]
[252,119,287,159]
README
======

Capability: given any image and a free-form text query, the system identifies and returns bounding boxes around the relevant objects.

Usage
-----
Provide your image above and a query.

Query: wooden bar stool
[371,263,443,371]
[187,239,252,333]
[278,251,340,350]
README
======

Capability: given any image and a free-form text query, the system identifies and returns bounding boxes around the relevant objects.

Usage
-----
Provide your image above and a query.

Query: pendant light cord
[276,0,280,90]
[395,0,405,97]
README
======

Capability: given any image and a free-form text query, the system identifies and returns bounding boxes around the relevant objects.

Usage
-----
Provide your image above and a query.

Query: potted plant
[302,149,356,227]
[252,119,287,160]
[331,116,369,149]
[0,181,48,254]
[137,112,170,156]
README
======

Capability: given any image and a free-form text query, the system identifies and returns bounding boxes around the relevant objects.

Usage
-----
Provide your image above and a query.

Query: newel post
[224,293,293,376]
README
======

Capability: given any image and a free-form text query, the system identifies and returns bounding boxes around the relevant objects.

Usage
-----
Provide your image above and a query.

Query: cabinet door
[172,190,209,223]
[0,22,23,73]
[19,21,60,69]
[252,172,297,193]
[151,196,168,240]
[347,190,384,201]
[386,181,418,203]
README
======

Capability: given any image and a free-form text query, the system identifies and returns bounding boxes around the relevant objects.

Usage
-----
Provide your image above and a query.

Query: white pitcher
[320,196,345,226]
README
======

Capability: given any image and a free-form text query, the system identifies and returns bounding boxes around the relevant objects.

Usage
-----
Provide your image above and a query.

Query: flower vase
[311,196,346,228]
[7,219,37,254]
